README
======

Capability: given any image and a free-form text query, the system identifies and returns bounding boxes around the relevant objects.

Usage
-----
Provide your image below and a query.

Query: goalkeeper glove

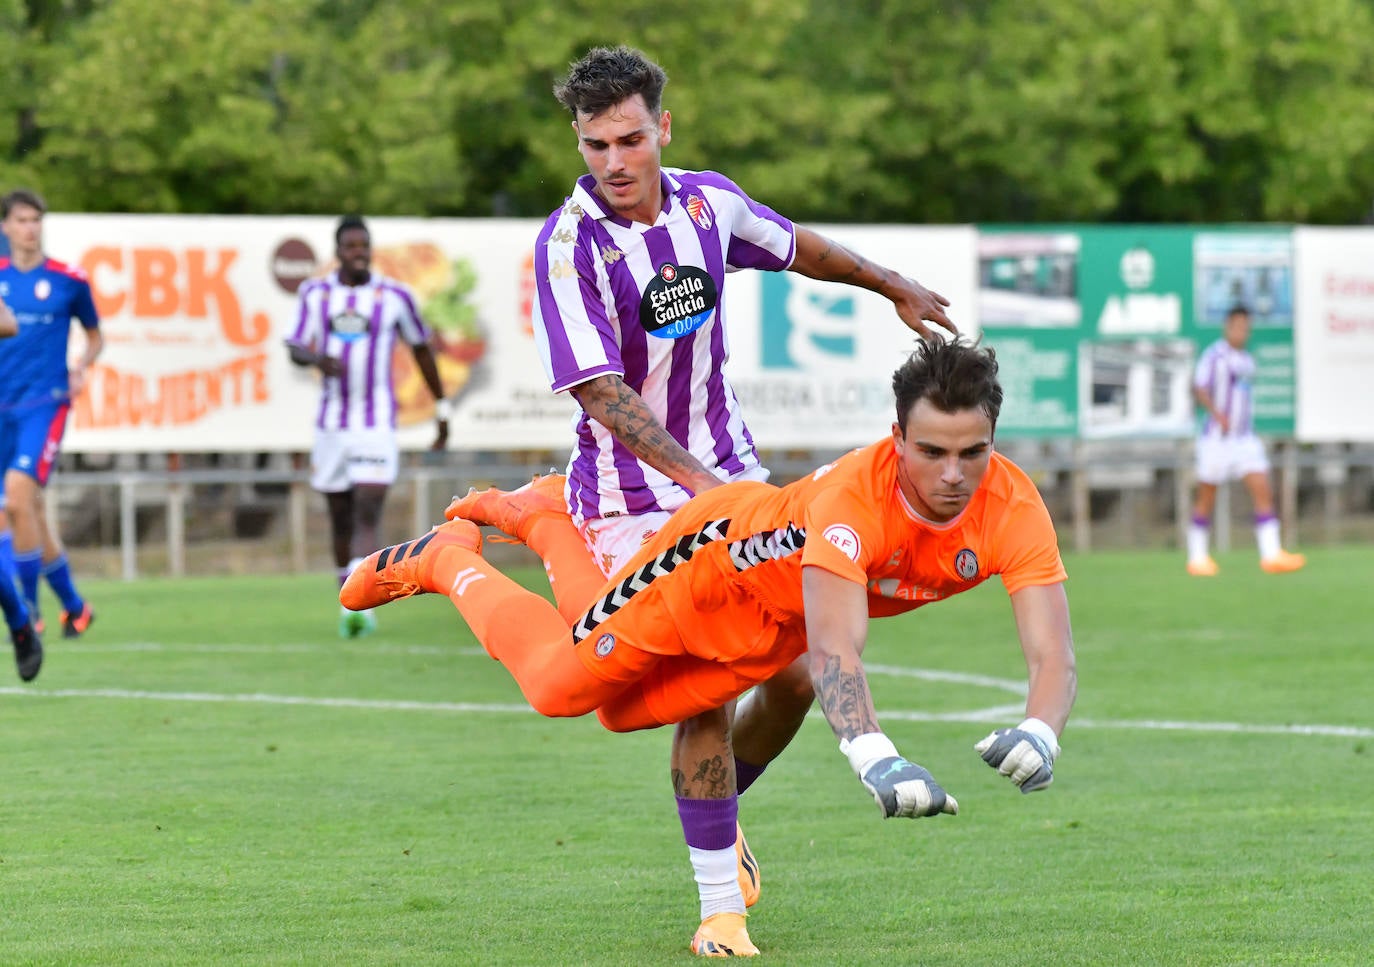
[841,732,958,818]
[974,717,1060,793]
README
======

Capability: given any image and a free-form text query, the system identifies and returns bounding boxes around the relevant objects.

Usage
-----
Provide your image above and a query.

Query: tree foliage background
[4,0,1374,223]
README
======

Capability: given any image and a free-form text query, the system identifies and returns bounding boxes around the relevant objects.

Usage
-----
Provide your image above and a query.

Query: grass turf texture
[1,545,1369,965]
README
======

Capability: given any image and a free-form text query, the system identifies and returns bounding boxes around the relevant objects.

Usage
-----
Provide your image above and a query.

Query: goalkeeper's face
[573,94,672,226]
[891,400,994,522]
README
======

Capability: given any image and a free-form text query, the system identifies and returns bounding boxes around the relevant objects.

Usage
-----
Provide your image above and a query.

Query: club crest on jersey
[639,262,718,339]
[685,194,713,231]
[594,634,616,658]
[329,309,369,342]
[822,524,862,562]
[34,279,51,301]
[955,548,979,581]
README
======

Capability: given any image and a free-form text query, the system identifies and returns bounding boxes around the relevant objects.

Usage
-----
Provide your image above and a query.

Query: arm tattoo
[814,241,884,287]
[577,377,705,482]
[814,655,880,740]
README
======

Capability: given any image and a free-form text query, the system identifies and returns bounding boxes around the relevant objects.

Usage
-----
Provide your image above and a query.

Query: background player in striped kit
[0,188,101,645]
[285,215,450,637]
[1186,303,1305,576]
[457,44,959,953]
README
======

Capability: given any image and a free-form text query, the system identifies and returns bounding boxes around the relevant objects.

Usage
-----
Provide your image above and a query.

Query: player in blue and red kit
[0,188,103,646]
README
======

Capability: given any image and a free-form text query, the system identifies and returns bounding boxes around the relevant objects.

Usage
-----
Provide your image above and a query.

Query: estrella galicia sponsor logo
[329,309,369,342]
[594,633,616,658]
[639,263,717,339]
[954,548,979,581]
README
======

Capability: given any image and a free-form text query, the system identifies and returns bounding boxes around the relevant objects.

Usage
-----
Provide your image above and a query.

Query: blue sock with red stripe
[14,548,42,619]
[0,533,29,631]
[42,553,84,615]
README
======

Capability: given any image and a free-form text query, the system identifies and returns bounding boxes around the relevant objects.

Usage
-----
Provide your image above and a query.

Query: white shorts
[577,466,772,576]
[310,428,399,492]
[1194,433,1269,485]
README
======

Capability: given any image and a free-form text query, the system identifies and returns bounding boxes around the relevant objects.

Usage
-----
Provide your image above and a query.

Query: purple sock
[676,796,738,850]
[1254,512,1276,525]
[1191,515,1210,528]
[735,758,766,795]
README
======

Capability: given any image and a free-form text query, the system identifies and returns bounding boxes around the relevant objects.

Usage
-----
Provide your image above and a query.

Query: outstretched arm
[571,373,723,496]
[803,565,957,818]
[790,226,956,340]
[974,581,1077,793]
[0,299,16,338]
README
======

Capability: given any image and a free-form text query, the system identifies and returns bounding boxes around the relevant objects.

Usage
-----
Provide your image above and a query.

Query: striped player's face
[1223,311,1252,349]
[573,94,672,225]
[892,400,994,521]
[336,227,372,283]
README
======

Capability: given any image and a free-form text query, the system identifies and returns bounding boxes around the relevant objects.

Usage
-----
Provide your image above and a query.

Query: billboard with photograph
[978,225,1296,439]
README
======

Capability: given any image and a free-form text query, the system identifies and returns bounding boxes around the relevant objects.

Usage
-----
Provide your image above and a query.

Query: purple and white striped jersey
[285,270,430,432]
[532,168,797,521]
[1194,338,1255,437]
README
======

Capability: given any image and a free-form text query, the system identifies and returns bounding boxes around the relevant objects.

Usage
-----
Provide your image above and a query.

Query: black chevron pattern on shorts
[571,518,731,644]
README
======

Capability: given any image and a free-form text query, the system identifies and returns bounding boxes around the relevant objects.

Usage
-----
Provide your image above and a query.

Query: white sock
[1256,518,1281,559]
[1187,523,1211,563]
[688,845,744,919]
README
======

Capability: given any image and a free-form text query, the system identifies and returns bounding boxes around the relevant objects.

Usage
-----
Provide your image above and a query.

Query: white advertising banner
[1293,228,1374,441]
[47,214,578,453]
[43,215,976,453]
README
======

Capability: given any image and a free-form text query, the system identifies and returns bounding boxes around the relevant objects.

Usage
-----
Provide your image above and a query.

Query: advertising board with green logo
[978,226,1294,439]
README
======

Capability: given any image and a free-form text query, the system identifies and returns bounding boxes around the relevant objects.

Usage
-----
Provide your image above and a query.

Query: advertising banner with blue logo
[978,225,1295,439]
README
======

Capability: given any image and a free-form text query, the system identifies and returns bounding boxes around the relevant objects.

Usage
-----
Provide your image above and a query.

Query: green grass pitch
[1,545,1369,965]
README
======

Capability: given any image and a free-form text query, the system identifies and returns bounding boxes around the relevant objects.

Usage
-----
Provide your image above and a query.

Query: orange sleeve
[993,481,1067,595]
[798,482,885,586]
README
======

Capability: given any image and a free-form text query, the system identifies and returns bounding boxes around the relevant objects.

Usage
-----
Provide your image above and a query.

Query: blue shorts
[0,399,71,489]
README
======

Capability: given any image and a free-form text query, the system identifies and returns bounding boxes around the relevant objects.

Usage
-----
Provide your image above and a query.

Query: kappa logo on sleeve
[822,524,862,562]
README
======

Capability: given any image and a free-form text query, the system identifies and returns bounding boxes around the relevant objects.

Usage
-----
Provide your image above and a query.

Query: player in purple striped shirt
[285,216,450,637]
[453,45,957,957]
[1187,304,1304,576]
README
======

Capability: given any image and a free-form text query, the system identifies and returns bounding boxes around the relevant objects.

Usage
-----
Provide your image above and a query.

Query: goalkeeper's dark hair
[892,337,1003,434]
[335,214,369,247]
[554,45,668,118]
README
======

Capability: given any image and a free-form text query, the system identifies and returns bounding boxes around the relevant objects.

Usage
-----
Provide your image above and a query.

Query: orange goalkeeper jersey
[739,439,1065,620]
[573,438,1067,654]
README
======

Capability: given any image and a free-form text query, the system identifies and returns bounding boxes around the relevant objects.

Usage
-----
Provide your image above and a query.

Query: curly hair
[554,45,668,118]
[892,338,1003,433]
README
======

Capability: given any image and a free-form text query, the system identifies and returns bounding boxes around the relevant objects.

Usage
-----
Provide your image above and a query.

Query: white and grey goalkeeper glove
[974,717,1060,793]
[841,733,959,818]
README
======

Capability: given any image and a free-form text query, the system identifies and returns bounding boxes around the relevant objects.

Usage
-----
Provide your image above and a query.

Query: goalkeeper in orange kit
[343,337,1078,958]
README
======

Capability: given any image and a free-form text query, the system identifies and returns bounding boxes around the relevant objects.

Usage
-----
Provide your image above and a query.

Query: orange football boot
[341,519,482,611]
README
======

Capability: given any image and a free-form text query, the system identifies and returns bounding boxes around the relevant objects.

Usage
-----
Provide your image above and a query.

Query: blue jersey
[0,257,100,408]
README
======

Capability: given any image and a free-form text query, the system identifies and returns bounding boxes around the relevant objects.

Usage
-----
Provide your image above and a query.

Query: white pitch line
[0,687,532,715]
[0,686,1369,739]
[57,641,485,658]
